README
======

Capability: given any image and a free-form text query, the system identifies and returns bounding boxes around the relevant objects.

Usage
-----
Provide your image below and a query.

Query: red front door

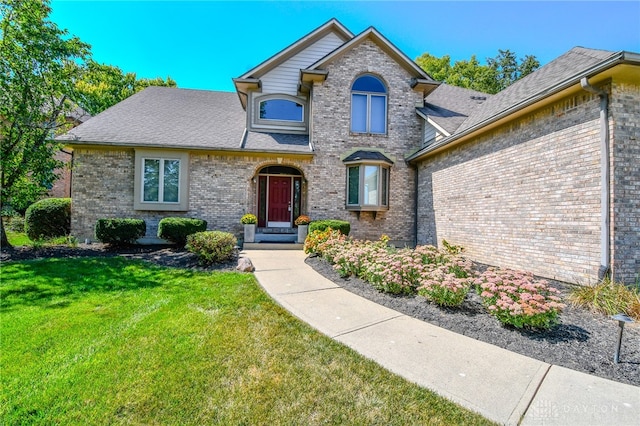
[268,177,292,225]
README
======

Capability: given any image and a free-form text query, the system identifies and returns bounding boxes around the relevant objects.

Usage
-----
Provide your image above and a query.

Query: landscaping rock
[236,257,255,272]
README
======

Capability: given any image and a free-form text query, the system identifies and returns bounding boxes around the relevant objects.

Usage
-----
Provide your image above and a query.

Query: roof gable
[307,26,435,83]
[236,18,353,80]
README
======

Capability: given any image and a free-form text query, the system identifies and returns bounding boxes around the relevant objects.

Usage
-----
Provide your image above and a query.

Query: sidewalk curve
[244,250,640,426]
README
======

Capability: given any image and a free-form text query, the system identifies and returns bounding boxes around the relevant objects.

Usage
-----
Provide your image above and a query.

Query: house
[58,19,640,285]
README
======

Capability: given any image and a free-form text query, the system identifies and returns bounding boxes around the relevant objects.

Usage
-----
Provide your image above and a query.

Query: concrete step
[243,242,304,250]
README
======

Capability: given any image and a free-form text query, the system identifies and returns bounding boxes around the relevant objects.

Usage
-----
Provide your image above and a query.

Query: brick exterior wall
[610,80,640,284]
[70,39,425,247]
[308,39,424,246]
[70,148,314,241]
[417,92,605,284]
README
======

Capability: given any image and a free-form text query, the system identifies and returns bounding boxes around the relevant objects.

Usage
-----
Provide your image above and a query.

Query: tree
[75,60,176,116]
[415,49,540,94]
[0,0,90,247]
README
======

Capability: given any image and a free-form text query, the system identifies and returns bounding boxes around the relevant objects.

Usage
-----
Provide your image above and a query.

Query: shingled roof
[419,84,491,135]
[456,47,616,133]
[409,47,638,161]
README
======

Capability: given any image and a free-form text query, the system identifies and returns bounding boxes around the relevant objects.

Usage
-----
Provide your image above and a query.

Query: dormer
[233,19,353,135]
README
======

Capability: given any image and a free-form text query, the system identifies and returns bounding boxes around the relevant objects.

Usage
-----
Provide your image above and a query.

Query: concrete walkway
[244,249,640,426]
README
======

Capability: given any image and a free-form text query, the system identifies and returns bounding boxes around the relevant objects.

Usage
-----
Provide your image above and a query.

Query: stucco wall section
[417,93,603,284]
[308,39,424,245]
[610,80,640,284]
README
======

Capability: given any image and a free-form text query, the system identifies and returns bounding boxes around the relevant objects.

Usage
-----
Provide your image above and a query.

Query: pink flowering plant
[416,245,474,306]
[475,268,566,329]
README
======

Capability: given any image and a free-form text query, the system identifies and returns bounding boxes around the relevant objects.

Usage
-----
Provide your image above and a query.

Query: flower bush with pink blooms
[475,267,566,329]
[306,233,566,328]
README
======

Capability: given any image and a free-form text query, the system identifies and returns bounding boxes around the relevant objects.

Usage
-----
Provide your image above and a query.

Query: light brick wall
[308,39,423,246]
[417,92,604,284]
[70,148,312,241]
[610,80,640,284]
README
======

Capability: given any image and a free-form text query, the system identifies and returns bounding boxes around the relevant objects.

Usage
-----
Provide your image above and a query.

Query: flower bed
[305,230,565,330]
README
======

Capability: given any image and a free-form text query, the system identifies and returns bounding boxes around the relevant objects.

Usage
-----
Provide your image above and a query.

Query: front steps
[243,227,303,250]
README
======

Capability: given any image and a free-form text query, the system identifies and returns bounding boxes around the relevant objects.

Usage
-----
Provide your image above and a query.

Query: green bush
[7,216,25,232]
[309,219,350,235]
[24,198,71,240]
[186,231,237,265]
[158,217,207,246]
[95,218,146,246]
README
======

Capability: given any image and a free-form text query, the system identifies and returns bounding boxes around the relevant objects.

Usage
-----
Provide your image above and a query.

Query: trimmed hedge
[186,231,237,265]
[95,218,146,246]
[309,219,351,235]
[24,198,71,240]
[157,217,207,246]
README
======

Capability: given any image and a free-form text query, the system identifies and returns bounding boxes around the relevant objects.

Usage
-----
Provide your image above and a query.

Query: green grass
[1,257,493,425]
[5,230,30,247]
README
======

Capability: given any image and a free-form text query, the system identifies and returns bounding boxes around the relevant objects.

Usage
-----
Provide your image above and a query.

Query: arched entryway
[256,165,303,228]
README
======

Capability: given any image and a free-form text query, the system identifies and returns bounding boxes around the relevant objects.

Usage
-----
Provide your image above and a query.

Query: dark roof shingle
[59,87,246,150]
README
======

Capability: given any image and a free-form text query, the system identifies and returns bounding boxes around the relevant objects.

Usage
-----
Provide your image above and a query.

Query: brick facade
[610,80,640,284]
[416,84,639,285]
[71,148,312,241]
[308,40,424,246]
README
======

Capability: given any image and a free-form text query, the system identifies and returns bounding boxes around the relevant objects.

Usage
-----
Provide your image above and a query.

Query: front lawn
[1,257,493,425]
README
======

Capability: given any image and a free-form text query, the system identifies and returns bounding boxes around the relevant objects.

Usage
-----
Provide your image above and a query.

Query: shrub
[186,231,237,265]
[303,228,347,257]
[475,268,565,329]
[309,219,350,235]
[24,198,71,240]
[569,278,640,321]
[241,214,257,224]
[157,217,207,246]
[7,216,25,232]
[95,218,146,246]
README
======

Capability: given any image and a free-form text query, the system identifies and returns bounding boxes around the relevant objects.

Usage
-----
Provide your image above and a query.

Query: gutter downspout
[580,77,610,280]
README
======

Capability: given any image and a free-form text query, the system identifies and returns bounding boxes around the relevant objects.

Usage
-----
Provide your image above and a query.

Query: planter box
[297,225,308,244]
[244,224,256,243]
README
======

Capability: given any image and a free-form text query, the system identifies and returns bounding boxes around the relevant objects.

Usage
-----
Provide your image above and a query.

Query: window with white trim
[252,94,308,133]
[134,150,189,211]
[351,75,387,134]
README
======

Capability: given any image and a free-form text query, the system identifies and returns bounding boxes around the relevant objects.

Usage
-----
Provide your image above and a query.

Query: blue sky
[50,1,640,92]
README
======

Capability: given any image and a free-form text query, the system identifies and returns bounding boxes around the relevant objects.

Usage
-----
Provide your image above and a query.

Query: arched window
[351,75,387,134]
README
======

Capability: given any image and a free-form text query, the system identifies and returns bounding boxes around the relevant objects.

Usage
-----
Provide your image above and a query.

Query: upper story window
[259,99,303,122]
[351,75,387,134]
[252,94,308,134]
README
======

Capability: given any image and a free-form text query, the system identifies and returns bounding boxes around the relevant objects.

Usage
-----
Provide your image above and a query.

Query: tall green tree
[415,49,540,94]
[0,0,90,247]
[75,60,176,116]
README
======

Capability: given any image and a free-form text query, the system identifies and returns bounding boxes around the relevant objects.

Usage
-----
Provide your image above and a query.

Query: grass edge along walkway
[1,256,495,425]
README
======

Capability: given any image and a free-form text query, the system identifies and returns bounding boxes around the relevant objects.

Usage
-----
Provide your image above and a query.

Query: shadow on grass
[1,257,197,310]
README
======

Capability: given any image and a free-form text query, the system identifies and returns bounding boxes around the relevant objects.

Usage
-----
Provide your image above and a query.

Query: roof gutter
[407,50,636,163]
[580,77,611,280]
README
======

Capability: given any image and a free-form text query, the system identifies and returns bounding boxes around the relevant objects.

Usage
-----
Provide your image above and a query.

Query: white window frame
[134,150,189,211]
[350,75,388,135]
[251,93,308,134]
[345,162,390,211]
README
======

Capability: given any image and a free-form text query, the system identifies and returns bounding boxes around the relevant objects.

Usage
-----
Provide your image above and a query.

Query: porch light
[610,313,634,364]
